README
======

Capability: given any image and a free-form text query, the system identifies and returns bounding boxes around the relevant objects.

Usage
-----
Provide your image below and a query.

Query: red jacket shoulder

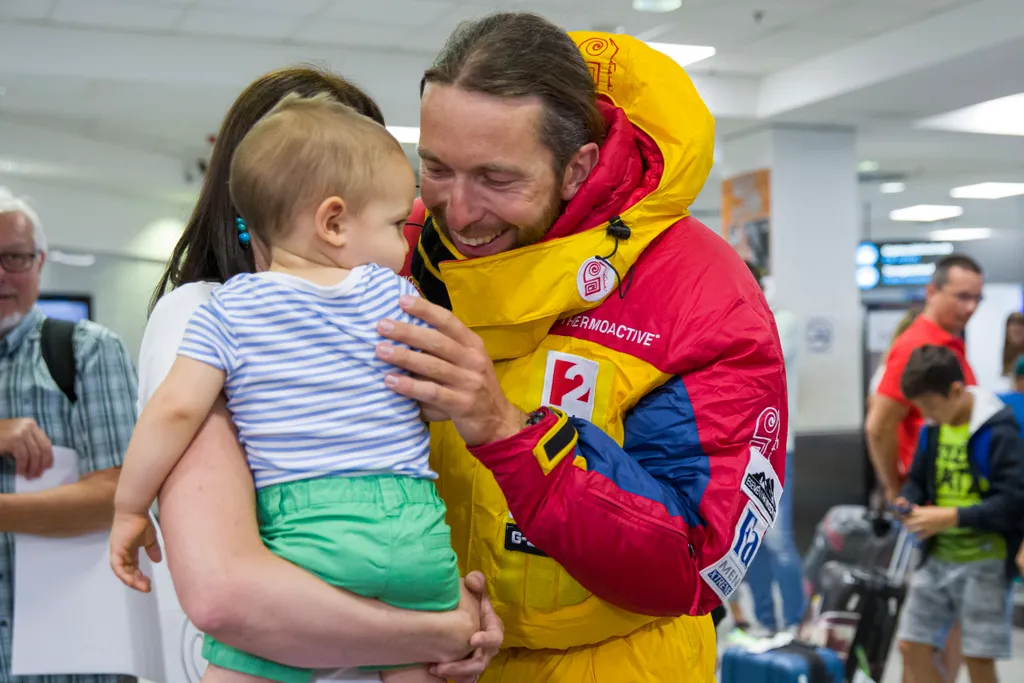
[553,217,780,375]
[400,198,427,278]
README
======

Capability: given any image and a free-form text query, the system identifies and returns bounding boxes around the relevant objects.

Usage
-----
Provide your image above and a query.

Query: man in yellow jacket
[381,11,788,682]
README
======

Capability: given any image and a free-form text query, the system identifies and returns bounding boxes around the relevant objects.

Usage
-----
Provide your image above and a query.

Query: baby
[110,93,462,683]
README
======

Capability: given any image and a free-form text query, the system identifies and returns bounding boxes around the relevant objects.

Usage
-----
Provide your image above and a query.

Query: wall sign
[806,317,835,354]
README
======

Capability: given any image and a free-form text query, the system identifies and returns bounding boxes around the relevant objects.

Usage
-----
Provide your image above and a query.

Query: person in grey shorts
[893,345,1024,683]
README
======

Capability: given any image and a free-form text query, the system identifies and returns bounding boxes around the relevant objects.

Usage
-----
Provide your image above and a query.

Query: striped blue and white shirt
[178,265,434,489]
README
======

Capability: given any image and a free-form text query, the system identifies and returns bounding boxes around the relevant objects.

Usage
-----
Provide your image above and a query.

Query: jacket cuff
[956,505,981,528]
[468,407,577,475]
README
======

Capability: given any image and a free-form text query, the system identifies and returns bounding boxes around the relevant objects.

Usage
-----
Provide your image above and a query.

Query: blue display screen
[856,241,955,290]
[38,296,91,322]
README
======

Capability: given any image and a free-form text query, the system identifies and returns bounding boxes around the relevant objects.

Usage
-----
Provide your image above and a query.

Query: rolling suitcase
[720,641,844,683]
[800,525,917,683]
[802,505,900,595]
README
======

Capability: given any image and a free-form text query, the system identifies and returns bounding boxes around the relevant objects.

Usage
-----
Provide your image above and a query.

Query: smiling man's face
[0,211,43,334]
[416,84,568,258]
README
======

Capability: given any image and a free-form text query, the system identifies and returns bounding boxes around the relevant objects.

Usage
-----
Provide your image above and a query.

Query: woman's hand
[377,296,525,448]
[1016,540,1024,576]
[431,572,503,682]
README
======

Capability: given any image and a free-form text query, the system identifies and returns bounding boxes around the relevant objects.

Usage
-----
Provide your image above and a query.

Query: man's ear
[317,196,349,248]
[560,143,600,201]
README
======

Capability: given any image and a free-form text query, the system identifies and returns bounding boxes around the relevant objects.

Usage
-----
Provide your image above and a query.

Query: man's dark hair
[901,345,966,400]
[745,260,763,290]
[421,12,606,174]
[931,254,983,289]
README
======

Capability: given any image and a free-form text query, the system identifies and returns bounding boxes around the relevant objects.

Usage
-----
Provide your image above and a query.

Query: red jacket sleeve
[468,301,788,616]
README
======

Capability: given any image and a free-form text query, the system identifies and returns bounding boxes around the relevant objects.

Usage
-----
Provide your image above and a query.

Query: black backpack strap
[41,318,77,403]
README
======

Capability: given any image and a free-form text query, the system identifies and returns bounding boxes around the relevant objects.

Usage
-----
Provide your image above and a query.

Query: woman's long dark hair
[1003,312,1024,377]
[150,66,385,312]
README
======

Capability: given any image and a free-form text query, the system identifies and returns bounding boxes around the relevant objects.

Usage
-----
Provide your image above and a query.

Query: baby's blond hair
[229,92,405,240]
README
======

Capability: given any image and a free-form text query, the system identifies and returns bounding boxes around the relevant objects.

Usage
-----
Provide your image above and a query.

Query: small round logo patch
[577,257,616,303]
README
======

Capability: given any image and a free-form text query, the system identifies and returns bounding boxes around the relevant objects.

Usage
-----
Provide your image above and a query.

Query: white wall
[719,125,864,434]
[0,119,194,260]
[40,253,166,363]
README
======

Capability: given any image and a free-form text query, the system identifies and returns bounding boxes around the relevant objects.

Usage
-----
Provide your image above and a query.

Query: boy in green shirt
[894,345,1024,683]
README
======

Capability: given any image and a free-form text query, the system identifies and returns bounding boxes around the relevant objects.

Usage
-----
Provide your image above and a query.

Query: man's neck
[921,310,961,338]
[0,312,26,338]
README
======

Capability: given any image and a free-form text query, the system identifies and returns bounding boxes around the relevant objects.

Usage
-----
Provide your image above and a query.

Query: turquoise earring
[236,217,251,247]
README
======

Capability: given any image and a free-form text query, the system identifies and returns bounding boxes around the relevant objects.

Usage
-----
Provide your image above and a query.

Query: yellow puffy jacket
[405,32,788,683]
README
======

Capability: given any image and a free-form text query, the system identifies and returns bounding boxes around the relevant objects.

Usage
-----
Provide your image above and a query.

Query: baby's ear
[317,196,348,247]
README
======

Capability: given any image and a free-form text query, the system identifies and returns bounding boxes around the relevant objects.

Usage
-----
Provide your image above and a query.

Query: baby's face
[344,156,417,274]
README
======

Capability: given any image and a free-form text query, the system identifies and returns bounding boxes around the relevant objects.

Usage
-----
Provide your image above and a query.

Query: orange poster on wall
[721,169,771,276]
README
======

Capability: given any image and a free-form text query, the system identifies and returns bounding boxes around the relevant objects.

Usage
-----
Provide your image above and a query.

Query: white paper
[12,447,165,679]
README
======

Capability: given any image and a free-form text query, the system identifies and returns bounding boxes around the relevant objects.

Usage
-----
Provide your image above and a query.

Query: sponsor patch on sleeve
[700,500,770,602]
[742,446,783,526]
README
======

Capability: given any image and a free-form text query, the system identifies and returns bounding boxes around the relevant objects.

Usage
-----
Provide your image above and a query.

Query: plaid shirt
[0,307,137,683]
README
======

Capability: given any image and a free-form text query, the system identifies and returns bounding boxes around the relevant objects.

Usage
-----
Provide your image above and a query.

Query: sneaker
[726,624,775,648]
[779,624,801,639]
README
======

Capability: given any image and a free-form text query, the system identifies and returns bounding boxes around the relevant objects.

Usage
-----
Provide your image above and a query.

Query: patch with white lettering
[504,522,547,557]
[742,446,783,526]
[558,313,663,348]
[700,501,769,602]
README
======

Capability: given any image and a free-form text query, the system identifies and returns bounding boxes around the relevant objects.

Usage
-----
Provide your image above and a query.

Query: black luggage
[802,504,900,596]
[800,526,916,682]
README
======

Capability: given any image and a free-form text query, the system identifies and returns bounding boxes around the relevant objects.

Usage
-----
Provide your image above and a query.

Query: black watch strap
[526,407,548,427]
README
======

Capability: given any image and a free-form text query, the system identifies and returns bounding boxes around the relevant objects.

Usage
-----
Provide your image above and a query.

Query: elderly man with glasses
[0,187,138,683]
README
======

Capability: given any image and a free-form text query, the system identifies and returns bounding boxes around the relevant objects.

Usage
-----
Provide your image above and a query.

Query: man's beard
[433,186,564,254]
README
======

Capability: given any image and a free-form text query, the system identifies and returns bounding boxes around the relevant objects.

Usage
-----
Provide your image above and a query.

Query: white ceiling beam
[757,0,1024,119]
[0,119,187,192]
[0,23,759,122]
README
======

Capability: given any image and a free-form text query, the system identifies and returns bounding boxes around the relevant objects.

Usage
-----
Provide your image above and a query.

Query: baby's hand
[109,511,162,592]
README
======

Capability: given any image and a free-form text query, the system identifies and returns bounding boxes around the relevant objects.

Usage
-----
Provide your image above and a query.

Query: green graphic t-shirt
[932,423,1006,563]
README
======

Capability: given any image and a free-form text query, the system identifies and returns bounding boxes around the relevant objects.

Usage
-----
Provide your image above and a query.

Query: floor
[718,586,1024,682]
[878,631,1024,683]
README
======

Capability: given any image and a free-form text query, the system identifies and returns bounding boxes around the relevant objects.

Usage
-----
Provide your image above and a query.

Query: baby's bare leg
[379,665,445,683]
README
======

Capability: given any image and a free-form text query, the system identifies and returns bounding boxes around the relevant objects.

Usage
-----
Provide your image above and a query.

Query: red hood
[546,98,664,241]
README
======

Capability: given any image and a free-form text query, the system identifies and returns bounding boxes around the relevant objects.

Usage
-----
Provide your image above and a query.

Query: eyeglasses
[948,291,983,305]
[0,252,39,274]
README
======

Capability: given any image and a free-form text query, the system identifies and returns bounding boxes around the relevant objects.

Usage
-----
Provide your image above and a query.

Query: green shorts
[202,474,461,683]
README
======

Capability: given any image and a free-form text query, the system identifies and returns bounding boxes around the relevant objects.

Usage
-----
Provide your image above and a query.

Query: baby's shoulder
[362,264,418,297]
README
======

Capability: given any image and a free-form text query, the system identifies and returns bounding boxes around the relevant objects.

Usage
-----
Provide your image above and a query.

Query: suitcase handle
[886,525,917,583]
